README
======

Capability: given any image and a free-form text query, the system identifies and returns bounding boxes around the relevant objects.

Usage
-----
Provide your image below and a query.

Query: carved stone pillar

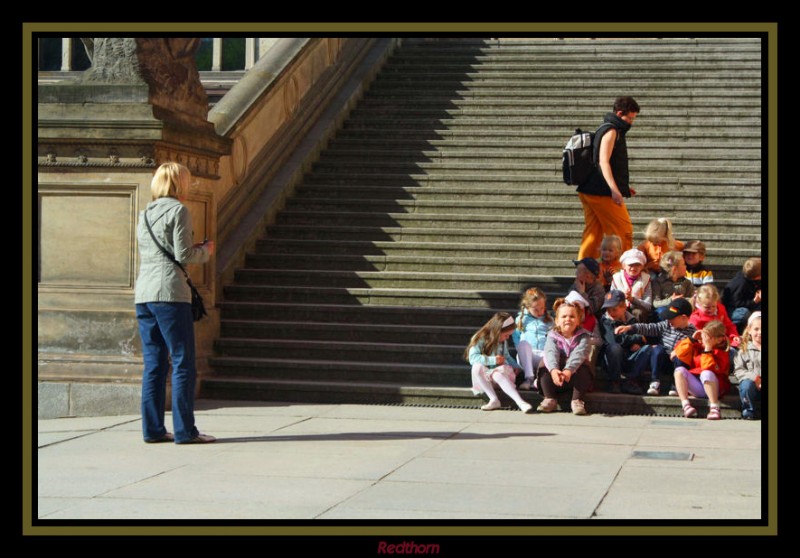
[38,38,231,418]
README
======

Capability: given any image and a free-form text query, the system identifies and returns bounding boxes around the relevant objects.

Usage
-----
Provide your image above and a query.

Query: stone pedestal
[37,38,231,417]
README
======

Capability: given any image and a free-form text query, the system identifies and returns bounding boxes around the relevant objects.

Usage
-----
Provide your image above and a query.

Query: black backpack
[562,123,614,186]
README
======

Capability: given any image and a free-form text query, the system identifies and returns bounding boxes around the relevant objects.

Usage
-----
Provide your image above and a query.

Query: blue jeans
[730,307,753,335]
[136,302,199,443]
[627,344,671,383]
[738,379,761,415]
[603,344,650,381]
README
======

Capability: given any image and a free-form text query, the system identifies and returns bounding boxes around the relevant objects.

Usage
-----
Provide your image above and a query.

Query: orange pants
[577,193,633,259]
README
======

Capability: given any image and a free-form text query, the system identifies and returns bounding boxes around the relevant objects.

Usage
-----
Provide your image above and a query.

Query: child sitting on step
[599,234,623,292]
[512,287,553,391]
[671,320,731,420]
[690,284,741,350]
[466,312,533,413]
[610,248,653,323]
[733,311,762,420]
[537,297,594,415]
[652,251,695,320]
[638,217,684,276]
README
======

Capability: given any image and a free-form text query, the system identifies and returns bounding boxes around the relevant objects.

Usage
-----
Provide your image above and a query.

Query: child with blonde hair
[638,218,684,275]
[734,312,762,419]
[537,298,594,415]
[466,312,533,413]
[512,288,554,391]
[690,284,740,349]
[599,235,623,291]
[671,320,731,420]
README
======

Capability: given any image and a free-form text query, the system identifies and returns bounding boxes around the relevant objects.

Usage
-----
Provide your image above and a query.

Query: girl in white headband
[465,312,533,413]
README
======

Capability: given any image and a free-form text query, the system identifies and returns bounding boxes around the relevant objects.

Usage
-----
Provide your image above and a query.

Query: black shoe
[621,381,643,395]
[608,381,622,394]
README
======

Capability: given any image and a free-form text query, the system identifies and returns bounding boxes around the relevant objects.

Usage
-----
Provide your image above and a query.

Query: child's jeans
[602,343,650,382]
[738,379,761,415]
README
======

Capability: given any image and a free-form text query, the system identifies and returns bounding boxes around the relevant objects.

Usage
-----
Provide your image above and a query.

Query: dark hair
[613,96,640,115]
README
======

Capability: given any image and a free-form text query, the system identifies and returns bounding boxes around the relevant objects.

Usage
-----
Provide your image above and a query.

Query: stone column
[37,38,231,418]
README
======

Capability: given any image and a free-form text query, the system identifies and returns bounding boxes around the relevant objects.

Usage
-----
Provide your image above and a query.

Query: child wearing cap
[638,218,684,276]
[570,257,605,318]
[721,257,762,335]
[610,248,653,323]
[598,289,648,394]
[733,311,762,419]
[615,297,697,396]
[683,240,715,287]
[652,251,695,320]
[599,235,623,292]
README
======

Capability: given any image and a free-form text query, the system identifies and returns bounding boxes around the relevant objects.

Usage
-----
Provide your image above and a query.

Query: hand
[562,369,573,383]
[629,187,637,197]
[615,325,632,334]
[630,344,641,352]
[495,355,505,366]
[700,330,715,352]
[670,350,677,360]
[195,240,215,255]
[671,293,685,300]
[551,369,564,387]
[731,336,741,347]
[755,376,762,390]
[754,290,761,304]
[610,189,624,205]
[575,278,586,293]
[692,330,704,342]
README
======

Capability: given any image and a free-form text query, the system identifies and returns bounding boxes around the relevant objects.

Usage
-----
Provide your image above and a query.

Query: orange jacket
[672,337,731,396]
[638,239,685,274]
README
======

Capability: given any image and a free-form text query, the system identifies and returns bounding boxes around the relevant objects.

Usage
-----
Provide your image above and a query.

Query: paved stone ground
[34,399,765,527]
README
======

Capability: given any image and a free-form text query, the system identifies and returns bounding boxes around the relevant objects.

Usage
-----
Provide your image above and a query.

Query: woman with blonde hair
[135,162,216,444]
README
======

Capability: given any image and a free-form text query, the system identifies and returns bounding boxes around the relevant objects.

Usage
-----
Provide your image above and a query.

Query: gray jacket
[134,197,209,304]
[733,346,761,383]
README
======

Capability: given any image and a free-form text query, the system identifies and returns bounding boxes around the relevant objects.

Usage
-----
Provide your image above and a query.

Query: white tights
[472,364,529,409]
[515,341,544,380]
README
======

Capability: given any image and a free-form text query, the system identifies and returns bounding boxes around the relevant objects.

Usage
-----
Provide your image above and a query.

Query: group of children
[466,218,763,421]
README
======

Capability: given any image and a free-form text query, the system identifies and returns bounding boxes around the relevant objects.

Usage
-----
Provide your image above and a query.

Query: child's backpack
[561,123,614,186]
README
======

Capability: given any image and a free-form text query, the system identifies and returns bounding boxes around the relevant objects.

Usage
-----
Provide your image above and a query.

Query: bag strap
[143,208,190,281]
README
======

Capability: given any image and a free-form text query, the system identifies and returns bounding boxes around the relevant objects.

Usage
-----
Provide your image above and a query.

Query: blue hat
[572,257,600,277]
[602,289,627,309]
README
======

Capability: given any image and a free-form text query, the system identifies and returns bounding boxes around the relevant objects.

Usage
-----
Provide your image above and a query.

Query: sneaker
[481,399,502,411]
[647,381,660,396]
[519,401,534,414]
[682,402,697,418]
[180,433,217,444]
[742,409,755,420]
[668,385,678,396]
[608,381,622,394]
[621,381,642,395]
[537,398,557,413]
[707,406,722,421]
[571,399,587,416]
[144,432,174,444]
[518,380,533,391]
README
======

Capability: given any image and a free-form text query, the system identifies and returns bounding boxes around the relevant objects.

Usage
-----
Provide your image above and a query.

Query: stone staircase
[202,38,762,417]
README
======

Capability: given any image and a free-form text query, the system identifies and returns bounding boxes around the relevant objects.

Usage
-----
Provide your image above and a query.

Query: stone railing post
[37,37,231,418]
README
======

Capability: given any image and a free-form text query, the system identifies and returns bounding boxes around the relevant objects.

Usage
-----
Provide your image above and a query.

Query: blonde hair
[600,234,622,255]
[644,218,677,249]
[740,313,762,352]
[551,298,585,334]
[742,257,762,279]
[150,162,190,201]
[695,284,720,307]
[517,287,552,330]
[702,320,730,352]
[464,312,516,362]
[659,251,684,274]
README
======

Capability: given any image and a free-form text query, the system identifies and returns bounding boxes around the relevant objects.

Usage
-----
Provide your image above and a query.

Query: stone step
[218,302,505,327]
[241,253,747,277]
[317,146,762,161]
[198,376,746,418]
[365,81,760,95]
[264,223,761,244]
[293,184,763,203]
[222,285,526,308]
[220,319,477,345]
[282,199,761,217]
[357,96,762,109]
[331,128,761,141]
[215,338,467,366]
[232,269,574,291]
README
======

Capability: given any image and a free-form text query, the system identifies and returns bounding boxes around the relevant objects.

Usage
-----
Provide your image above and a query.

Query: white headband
[748,311,762,326]
[502,317,514,328]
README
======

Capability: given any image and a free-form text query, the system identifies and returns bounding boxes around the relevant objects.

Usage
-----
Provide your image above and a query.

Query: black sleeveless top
[577,112,632,198]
